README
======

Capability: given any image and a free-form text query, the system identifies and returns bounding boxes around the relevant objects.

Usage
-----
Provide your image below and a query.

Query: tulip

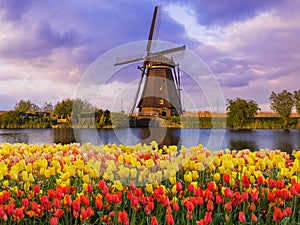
[251,213,258,222]
[207,200,214,211]
[273,208,283,223]
[166,214,174,225]
[50,217,58,225]
[238,211,246,222]
[151,216,158,225]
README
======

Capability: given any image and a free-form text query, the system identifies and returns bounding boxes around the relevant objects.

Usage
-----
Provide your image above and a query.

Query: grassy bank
[163,116,300,129]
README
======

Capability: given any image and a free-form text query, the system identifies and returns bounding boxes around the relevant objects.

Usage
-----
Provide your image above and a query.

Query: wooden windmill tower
[115,6,185,125]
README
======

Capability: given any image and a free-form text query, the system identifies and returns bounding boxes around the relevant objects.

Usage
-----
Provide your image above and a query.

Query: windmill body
[137,60,182,117]
[114,6,185,126]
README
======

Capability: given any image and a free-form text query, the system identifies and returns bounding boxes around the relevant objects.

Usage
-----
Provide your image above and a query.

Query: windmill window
[160,85,163,91]
[159,99,164,105]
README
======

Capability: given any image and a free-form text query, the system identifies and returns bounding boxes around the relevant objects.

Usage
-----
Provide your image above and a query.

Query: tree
[43,102,54,111]
[14,100,39,113]
[227,98,260,128]
[294,90,300,128]
[54,98,74,121]
[269,90,294,129]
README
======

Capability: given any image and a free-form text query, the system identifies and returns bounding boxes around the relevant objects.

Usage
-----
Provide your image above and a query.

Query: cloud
[0,0,33,21]
[0,21,85,59]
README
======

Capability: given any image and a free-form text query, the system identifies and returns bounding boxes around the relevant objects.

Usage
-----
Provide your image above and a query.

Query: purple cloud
[0,21,85,59]
[0,0,33,21]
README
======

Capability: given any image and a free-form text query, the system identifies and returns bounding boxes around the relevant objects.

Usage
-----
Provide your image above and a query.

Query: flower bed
[0,142,299,224]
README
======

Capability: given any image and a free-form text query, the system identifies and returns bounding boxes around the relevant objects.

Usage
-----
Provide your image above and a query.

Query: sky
[0,0,299,112]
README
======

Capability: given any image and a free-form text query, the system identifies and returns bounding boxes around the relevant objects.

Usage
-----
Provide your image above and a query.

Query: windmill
[115,5,185,126]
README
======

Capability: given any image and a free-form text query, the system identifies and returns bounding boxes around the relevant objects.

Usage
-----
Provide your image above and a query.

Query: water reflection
[53,128,75,144]
[0,130,29,144]
[229,140,259,151]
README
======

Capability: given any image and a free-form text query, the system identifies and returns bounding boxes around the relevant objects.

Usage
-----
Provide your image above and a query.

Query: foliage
[269,90,294,128]
[0,142,299,224]
[14,99,39,113]
[294,90,300,114]
[226,98,260,128]
[0,98,111,129]
[111,112,129,127]
[54,98,74,119]
[43,102,54,111]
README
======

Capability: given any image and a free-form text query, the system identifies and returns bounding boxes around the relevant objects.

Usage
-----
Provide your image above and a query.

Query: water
[0,128,299,153]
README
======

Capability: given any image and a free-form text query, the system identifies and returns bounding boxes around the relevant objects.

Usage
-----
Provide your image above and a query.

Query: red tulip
[151,216,158,225]
[63,195,72,207]
[283,207,292,217]
[173,202,179,211]
[216,195,223,204]
[225,201,232,212]
[268,192,275,202]
[30,201,38,211]
[251,192,258,202]
[166,205,172,215]
[145,202,154,214]
[197,219,206,225]
[80,195,90,207]
[251,214,258,222]
[273,208,283,223]
[54,209,64,218]
[188,184,195,193]
[50,217,58,225]
[207,182,214,191]
[166,214,174,225]
[185,201,195,211]
[207,200,214,211]
[176,182,182,192]
[72,199,80,212]
[269,179,276,189]
[257,176,263,185]
[205,212,212,224]
[241,192,248,201]
[33,184,40,195]
[186,211,193,220]
[95,196,103,210]
[16,208,24,219]
[249,202,256,212]
[238,211,246,222]
[48,189,55,199]
[223,174,230,184]
[22,198,29,209]
[242,175,250,188]
[87,183,93,193]
[118,210,129,225]
[277,180,285,189]
[80,207,88,221]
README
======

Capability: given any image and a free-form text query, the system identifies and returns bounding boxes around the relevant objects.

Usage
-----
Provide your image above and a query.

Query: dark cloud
[0,21,85,59]
[0,0,33,21]
[188,0,282,26]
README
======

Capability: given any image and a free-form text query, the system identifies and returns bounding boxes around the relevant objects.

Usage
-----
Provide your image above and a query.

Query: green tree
[294,90,300,128]
[43,102,54,110]
[54,98,73,120]
[227,98,260,128]
[14,100,39,113]
[269,90,294,129]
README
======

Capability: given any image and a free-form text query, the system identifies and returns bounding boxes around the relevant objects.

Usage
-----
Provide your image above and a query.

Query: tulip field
[0,142,300,224]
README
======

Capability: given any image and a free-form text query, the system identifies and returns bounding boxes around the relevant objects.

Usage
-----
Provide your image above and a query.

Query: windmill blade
[114,53,144,66]
[150,45,185,57]
[150,5,161,51]
[146,5,161,55]
[146,45,186,63]
[130,61,147,114]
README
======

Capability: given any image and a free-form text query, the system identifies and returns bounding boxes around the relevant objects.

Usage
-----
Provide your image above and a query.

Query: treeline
[164,89,300,129]
[0,99,126,129]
